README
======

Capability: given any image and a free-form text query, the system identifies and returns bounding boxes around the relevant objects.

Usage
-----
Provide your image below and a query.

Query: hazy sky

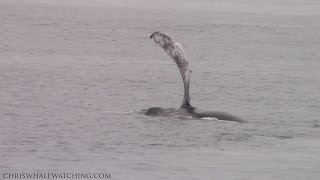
[3,0,320,15]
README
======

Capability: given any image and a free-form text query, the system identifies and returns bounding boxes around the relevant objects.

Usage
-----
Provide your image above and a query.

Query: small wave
[173,115,193,119]
[134,109,147,114]
[201,117,218,120]
[103,110,132,114]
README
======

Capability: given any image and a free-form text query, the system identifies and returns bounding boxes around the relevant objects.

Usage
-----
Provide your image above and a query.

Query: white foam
[201,117,218,121]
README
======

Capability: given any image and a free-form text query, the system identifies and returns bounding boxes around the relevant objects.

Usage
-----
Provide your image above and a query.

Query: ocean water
[0,0,320,179]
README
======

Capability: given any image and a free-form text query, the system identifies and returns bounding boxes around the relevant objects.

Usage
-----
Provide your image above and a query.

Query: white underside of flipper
[150,31,192,108]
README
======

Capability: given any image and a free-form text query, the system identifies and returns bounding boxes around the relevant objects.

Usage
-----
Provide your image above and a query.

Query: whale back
[150,31,192,109]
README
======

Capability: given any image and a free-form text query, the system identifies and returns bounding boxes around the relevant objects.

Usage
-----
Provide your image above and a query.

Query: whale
[142,31,244,122]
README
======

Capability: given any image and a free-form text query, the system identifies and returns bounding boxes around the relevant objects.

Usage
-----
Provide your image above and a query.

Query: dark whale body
[145,31,244,122]
[144,107,243,122]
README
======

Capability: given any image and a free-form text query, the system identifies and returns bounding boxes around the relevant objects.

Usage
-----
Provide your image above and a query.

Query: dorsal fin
[150,31,193,109]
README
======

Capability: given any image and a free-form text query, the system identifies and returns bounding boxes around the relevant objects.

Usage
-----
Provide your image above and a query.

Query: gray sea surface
[1,0,320,179]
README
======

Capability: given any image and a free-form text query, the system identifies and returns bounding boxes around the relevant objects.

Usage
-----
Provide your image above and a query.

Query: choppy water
[1,0,320,179]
